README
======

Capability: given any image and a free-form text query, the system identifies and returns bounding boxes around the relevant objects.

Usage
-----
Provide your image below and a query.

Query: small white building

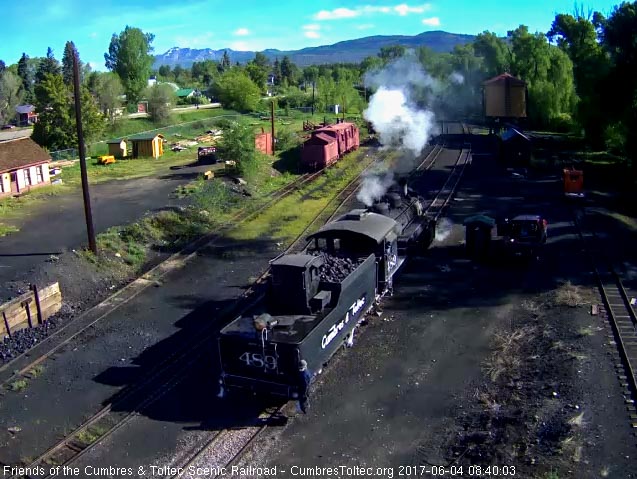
[148,75,157,87]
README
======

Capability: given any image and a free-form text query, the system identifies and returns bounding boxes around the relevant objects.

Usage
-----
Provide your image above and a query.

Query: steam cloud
[450,72,465,85]
[357,171,394,207]
[363,55,436,156]
[435,218,454,243]
[358,54,437,206]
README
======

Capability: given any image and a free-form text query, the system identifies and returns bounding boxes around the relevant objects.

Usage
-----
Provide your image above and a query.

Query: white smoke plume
[363,88,435,156]
[363,55,437,156]
[356,171,394,207]
[359,54,440,205]
[450,72,465,85]
[435,218,454,243]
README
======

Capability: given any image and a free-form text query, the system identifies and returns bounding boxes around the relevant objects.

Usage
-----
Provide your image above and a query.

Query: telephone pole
[270,100,275,155]
[73,49,97,255]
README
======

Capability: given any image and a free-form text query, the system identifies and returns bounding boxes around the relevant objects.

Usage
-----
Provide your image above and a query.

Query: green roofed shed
[175,88,195,98]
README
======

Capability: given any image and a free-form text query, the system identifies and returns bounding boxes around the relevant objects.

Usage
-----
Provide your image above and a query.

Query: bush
[603,122,627,155]
[548,113,575,133]
[276,128,300,151]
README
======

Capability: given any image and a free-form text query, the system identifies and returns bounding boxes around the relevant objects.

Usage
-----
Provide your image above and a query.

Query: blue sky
[0,0,621,70]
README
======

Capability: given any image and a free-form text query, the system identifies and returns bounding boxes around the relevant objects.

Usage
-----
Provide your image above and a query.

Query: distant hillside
[153,30,476,68]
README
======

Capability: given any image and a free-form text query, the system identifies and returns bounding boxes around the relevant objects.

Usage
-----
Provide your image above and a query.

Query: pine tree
[62,41,79,85]
[17,53,33,101]
[221,50,231,71]
[36,47,61,84]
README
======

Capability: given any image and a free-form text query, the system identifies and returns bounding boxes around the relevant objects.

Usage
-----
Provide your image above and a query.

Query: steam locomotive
[216,181,435,399]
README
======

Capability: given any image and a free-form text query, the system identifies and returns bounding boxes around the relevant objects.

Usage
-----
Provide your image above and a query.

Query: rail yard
[0,115,635,479]
[2,62,637,479]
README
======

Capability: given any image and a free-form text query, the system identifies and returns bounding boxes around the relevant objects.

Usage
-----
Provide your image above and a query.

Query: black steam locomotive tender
[216,209,419,399]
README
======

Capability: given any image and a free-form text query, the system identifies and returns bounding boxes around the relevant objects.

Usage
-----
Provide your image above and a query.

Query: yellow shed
[129,133,165,159]
[483,73,527,119]
[106,138,128,158]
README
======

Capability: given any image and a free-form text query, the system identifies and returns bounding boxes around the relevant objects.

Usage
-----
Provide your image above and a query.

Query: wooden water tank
[483,73,527,118]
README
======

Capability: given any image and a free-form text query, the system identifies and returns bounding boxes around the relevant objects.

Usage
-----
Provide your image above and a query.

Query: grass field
[0,108,367,231]
[83,146,376,271]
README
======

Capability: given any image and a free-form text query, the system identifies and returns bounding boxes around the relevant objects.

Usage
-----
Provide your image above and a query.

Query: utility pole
[270,100,275,155]
[73,49,97,255]
[311,82,315,116]
[342,95,346,122]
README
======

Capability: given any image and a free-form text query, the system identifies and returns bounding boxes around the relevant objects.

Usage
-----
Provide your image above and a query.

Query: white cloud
[356,24,375,30]
[393,3,430,15]
[303,24,321,31]
[305,31,321,39]
[233,28,250,36]
[314,3,430,20]
[421,16,440,26]
[314,7,359,20]
[89,32,98,38]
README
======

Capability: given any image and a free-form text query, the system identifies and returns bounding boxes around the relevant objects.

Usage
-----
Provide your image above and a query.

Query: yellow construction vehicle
[97,155,116,165]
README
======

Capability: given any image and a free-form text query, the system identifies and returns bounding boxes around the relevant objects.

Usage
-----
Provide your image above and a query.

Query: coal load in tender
[311,252,363,283]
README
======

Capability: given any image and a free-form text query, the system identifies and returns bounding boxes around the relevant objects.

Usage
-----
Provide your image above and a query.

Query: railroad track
[0,167,326,391]
[163,145,446,478]
[172,144,460,478]
[424,144,472,221]
[12,150,384,479]
[573,208,637,431]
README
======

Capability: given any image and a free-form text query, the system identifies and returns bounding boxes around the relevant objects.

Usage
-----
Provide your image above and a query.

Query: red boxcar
[301,122,359,171]
[302,133,339,170]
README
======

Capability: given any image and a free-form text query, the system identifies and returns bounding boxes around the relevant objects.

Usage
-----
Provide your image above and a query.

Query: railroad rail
[573,208,637,429]
[0,167,326,391]
[13,151,384,479]
[166,144,448,478]
[173,143,467,479]
[424,144,472,221]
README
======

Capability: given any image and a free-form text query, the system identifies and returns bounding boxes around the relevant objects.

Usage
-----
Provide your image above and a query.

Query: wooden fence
[1,283,62,339]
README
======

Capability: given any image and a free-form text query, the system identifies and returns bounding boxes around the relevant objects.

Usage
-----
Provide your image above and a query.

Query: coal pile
[0,318,59,363]
[311,253,362,283]
[0,303,77,364]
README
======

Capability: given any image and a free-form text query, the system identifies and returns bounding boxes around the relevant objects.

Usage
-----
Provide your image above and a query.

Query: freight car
[217,186,433,399]
[301,121,360,171]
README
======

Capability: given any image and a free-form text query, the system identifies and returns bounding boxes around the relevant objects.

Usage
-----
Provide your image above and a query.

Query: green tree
[254,52,269,69]
[212,69,261,111]
[0,70,22,124]
[78,85,105,144]
[146,83,174,124]
[158,65,171,78]
[94,72,124,123]
[32,73,74,149]
[104,26,155,104]
[245,62,268,92]
[378,45,406,63]
[217,122,258,179]
[61,41,80,86]
[35,48,61,84]
[220,50,231,71]
[280,56,298,86]
[32,73,103,150]
[508,25,577,127]
[17,53,33,102]
[473,31,512,77]
[601,1,637,163]
[548,12,609,143]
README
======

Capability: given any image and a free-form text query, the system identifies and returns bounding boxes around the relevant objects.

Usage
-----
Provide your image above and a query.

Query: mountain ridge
[153,30,476,68]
